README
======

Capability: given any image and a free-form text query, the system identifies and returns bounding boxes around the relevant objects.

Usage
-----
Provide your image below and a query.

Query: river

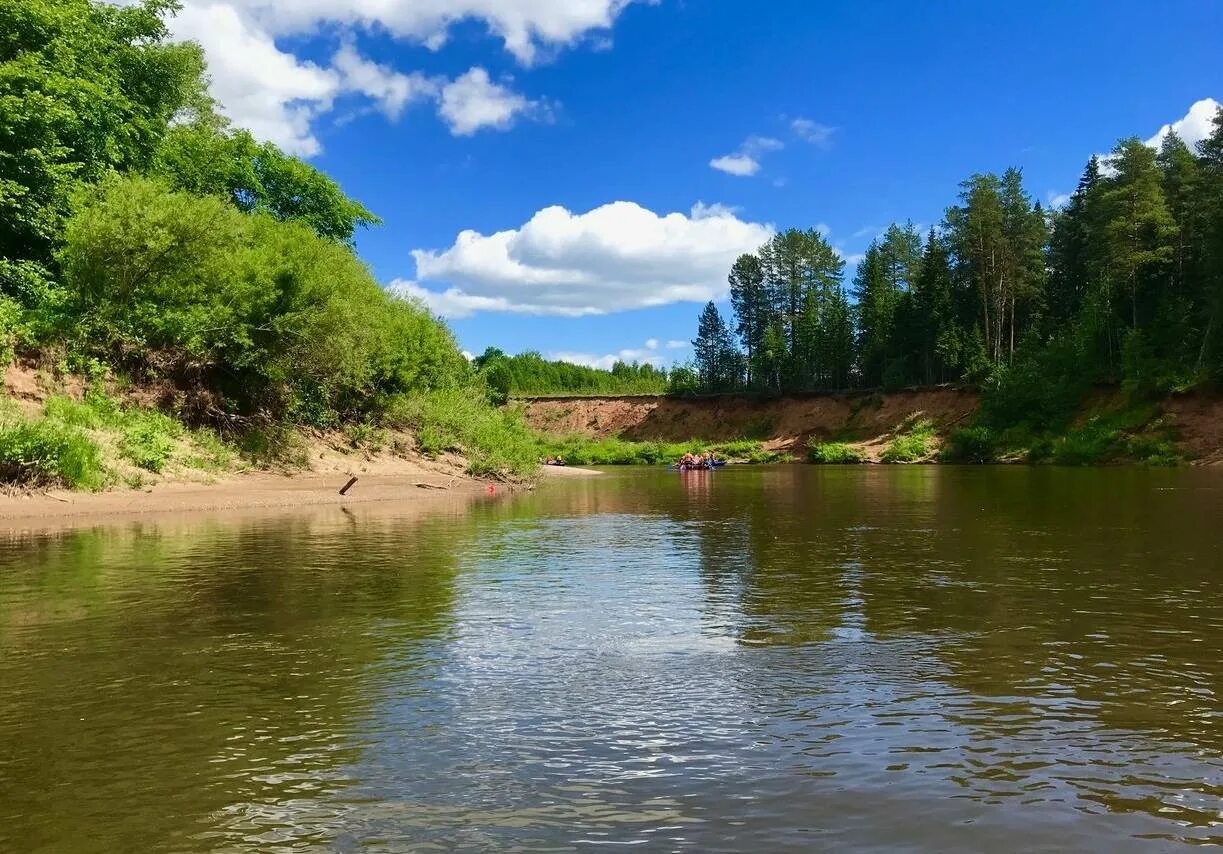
[1,466,1222,851]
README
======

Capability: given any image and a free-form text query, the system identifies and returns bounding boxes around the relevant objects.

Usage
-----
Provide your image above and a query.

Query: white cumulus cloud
[332,42,440,120]
[1145,97,1220,150]
[399,200,774,317]
[438,68,542,135]
[112,0,640,153]
[170,2,340,156]
[216,0,643,66]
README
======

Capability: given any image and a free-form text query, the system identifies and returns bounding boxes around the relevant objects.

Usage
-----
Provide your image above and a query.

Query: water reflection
[1,468,1222,850]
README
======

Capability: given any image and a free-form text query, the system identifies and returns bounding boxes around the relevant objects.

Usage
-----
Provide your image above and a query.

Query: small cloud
[710,134,785,177]
[645,338,659,349]
[710,153,760,176]
[815,222,831,237]
[332,42,439,120]
[851,225,879,239]
[461,350,475,361]
[744,134,784,153]
[791,117,837,146]
[665,340,688,350]
[438,67,545,136]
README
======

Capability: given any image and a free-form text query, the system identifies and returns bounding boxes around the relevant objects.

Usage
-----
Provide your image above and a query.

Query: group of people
[676,452,719,471]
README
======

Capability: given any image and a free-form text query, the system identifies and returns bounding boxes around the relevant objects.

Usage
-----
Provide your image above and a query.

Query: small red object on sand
[486,484,496,495]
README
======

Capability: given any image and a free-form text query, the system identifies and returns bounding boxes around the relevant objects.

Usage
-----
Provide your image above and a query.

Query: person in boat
[678,452,711,470]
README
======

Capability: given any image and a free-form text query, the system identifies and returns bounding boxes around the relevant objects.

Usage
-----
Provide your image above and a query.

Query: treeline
[0,0,538,477]
[688,113,1223,426]
[473,349,669,398]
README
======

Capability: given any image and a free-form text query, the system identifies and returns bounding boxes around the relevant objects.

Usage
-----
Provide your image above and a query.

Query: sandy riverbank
[0,468,488,529]
[0,460,601,533]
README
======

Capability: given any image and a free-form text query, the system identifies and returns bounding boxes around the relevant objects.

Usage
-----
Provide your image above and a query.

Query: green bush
[1124,435,1183,466]
[808,442,865,464]
[56,176,470,423]
[385,389,540,479]
[117,411,182,473]
[0,297,31,363]
[942,426,997,463]
[0,420,104,489]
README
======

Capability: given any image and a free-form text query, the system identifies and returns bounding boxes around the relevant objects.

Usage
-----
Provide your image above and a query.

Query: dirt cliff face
[517,389,980,453]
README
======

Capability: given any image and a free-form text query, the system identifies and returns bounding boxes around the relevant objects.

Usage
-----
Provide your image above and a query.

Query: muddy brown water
[1,465,1222,851]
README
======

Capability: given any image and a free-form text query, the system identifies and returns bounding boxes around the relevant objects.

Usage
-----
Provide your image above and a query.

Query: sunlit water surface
[2,466,1222,851]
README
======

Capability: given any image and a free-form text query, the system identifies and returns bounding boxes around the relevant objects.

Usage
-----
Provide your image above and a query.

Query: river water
[1,466,1222,851]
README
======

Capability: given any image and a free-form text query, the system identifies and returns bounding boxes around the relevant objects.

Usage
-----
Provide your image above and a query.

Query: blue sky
[161,0,1221,368]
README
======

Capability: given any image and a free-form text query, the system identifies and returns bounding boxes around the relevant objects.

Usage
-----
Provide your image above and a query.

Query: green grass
[539,435,788,466]
[385,389,541,479]
[1034,403,1169,466]
[0,419,105,489]
[808,442,866,464]
[41,390,238,477]
[117,410,182,473]
[180,428,237,472]
[881,417,937,463]
[944,401,1185,466]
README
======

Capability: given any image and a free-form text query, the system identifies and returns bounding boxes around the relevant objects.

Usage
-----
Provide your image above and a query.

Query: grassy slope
[0,365,543,492]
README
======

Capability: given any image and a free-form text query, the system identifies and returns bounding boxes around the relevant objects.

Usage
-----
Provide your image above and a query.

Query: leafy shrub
[0,297,31,363]
[1049,427,1116,465]
[0,420,104,489]
[808,442,865,464]
[385,389,540,479]
[118,411,182,473]
[942,426,998,463]
[57,176,470,423]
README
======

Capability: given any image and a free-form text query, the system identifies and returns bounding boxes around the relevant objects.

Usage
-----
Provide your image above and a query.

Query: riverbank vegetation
[0,0,536,488]
[539,435,786,467]
[682,109,1223,459]
[473,349,669,399]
